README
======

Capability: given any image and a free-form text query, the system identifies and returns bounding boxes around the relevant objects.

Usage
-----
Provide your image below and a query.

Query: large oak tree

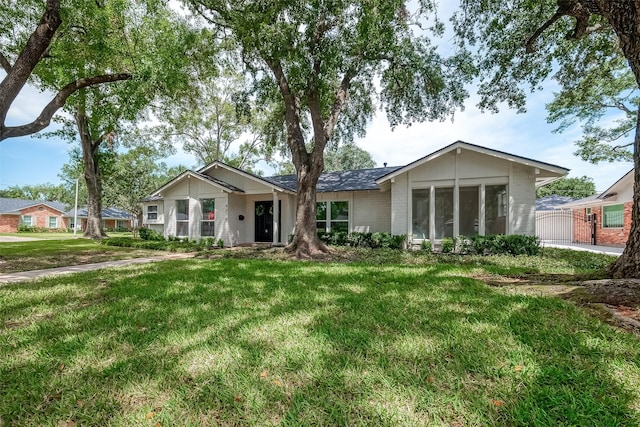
[187,0,472,257]
[454,0,640,278]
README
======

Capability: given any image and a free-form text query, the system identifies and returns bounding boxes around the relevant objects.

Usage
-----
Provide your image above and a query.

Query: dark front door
[255,201,273,242]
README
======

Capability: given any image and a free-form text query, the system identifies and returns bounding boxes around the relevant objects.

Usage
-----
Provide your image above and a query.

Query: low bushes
[440,234,540,256]
[317,231,406,249]
[102,236,216,252]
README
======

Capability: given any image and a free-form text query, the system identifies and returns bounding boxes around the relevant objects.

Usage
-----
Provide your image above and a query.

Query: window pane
[459,186,479,236]
[176,221,189,236]
[603,204,624,228]
[176,200,189,220]
[48,217,57,228]
[201,221,215,236]
[434,188,454,239]
[330,201,349,221]
[22,216,32,226]
[317,221,327,232]
[485,185,507,235]
[330,221,349,233]
[201,199,215,219]
[412,189,430,239]
[148,205,157,213]
[316,202,327,221]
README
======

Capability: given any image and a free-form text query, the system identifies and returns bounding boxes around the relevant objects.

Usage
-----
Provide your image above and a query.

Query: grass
[1,252,639,426]
[0,231,135,240]
[0,238,169,273]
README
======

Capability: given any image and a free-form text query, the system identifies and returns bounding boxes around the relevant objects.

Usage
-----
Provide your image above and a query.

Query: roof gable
[0,197,68,214]
[375,140,569,186]
[198,161,293,193]
[151,170,245,197]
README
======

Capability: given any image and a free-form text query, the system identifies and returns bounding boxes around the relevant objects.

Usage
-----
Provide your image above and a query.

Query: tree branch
[525,9,564,53]
[0,0,62,124]
[1,73,131,141]
[324,66,357,141]
[0,52,12,73]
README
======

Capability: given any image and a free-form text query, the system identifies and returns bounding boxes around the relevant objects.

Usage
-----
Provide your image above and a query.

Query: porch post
[272,190,279,245]
[479,184,486,235]
[429,186,435,245]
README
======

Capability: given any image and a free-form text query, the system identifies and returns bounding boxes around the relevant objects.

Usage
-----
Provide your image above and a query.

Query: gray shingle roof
[0,197,68,214]
[265,166,403,193]
[64,206,132,219]
[535,195,576,211]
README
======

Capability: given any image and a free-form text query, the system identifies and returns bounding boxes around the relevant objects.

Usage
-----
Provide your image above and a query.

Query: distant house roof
[535,195,575,211]
[0,197,68,215]
[264,166,403,193]
[557,169,634,209]
[64,206,132,219]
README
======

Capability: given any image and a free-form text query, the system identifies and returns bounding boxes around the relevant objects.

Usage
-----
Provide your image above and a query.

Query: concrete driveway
[0,235,43,242]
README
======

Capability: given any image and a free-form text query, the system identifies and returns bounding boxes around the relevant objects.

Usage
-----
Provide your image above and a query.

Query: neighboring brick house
[0,198,69,232]
[0,197,133,233]
[559,169,633,247]
[141,141,569,247]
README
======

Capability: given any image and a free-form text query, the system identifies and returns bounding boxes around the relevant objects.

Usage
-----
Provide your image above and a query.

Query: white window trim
[147,205,158,221]
[602,203,624,229]
[48,216,58,228]
[317,201,350,232]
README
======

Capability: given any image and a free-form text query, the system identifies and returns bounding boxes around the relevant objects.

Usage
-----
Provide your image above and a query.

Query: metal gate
[535,210,596,245]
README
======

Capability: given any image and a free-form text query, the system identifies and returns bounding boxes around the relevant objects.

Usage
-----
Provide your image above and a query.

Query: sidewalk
[0,253,194,285]
[541,242,624,256]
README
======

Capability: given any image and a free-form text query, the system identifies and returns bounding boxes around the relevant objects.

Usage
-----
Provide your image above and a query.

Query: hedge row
[316,231,406,249]
[440,234,540,256]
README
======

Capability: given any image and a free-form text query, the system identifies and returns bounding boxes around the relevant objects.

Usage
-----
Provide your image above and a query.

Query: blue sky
[0,72,632,196]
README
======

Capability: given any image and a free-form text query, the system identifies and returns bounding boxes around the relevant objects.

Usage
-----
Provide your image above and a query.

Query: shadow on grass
[1,259,639,426]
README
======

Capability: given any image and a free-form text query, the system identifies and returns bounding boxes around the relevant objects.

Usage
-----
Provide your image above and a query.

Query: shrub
[317,230,405,249]
[216,238,225,248]
[469,234,540,256]
[420,240,432,253]
[440,237,454,253]
[139,227,165,241]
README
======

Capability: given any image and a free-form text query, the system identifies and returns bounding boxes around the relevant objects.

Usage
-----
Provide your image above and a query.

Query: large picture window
[412,189,430,239]
[316,201,349,232]
[603,204,624,228]
[459,186,479,236]
[201,198,215,237]
[434,187,454,239]
[176,199,189,236]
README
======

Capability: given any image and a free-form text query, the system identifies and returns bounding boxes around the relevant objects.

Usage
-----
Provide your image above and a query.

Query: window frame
[21,215,32,226]
[147,205,158,221]
[175,199,189,237]
[316,201,349,233]
[48,216,58,228]
[602,204,624,229]
[200,198,215,237]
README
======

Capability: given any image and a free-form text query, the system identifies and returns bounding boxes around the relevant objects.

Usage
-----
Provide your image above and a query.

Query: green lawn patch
[1,257,638,426]
[0,239,169,273]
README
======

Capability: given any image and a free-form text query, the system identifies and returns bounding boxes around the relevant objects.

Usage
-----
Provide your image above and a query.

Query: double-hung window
[147,205,158,221]
[176,199,189,236]
[201,199,215,237]
[48,216,58,228]
[21,215,32,226]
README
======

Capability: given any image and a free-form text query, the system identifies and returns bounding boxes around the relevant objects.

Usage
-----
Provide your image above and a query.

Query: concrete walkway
[0,253,194,285]
[541,242,624,256]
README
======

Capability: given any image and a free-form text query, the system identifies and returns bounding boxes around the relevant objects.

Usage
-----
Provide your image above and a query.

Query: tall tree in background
[188,0,472,257]
[536,176,596,199]
[454,0,640,278]
[323,143,376,172]
[36,2,200,238]
[0,0,131,140]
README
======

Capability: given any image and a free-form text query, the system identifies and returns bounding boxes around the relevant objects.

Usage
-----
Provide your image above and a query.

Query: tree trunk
[598,0,640,277]
[610,106,640,277]
[286,156,328,258]
[75,110,106,239]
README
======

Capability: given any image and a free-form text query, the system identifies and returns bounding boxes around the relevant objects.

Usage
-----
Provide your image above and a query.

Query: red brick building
[562,170,633,247]
[0,198,69,232]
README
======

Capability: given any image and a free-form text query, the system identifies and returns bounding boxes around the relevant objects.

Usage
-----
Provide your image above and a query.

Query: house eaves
[0,197,68,215]
[151,170,245,197]
[596,169,633,200]
[198,161,295,194]
[375,140,570,186]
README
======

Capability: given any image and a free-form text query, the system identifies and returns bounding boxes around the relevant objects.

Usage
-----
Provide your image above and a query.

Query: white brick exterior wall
[352,191,392,233]
[509,164,536,236]
[390,174,409,236]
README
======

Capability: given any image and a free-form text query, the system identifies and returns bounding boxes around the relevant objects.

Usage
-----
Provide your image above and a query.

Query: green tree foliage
[453,0,640,278]
[32,1,202,238]
[536,176,596,199]
[323,143,376,172]
[0,183,70,204]
[187,0,473,257]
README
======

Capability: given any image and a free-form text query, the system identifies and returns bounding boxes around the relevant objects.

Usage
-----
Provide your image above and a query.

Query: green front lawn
[1,255,638,426]
[0,238,168,273]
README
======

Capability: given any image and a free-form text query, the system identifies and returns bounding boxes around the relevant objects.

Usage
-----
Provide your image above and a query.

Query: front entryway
[255,201,273,242]
[254,200,282,243]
